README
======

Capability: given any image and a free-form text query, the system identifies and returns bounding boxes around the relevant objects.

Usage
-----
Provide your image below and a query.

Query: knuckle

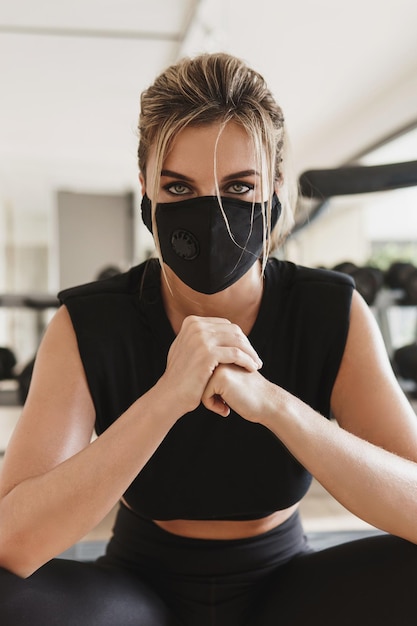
[182,314,197,329]
[230,346,241,361]
[234,331,247,349]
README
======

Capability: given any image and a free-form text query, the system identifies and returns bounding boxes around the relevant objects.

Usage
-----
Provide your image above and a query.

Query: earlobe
[139,173,146,196]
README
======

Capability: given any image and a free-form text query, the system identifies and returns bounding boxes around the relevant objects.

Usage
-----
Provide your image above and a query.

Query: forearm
[0,383,178,577]
[262,387,417,543]
[0,313,262,577]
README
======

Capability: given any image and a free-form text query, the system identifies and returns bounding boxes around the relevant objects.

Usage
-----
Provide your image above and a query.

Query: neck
[161,261,265,335]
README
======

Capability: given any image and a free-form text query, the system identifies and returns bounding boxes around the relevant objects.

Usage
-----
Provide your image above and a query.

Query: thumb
[202,392,230,418]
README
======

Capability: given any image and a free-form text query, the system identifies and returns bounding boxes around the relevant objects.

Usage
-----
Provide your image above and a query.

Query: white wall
[286,198,370,269]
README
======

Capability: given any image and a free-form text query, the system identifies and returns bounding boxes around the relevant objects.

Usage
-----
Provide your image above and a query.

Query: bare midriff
[121,498,299,539]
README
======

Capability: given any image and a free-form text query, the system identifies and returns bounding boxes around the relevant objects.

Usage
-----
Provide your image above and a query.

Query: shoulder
[263,259,355,343]
[57,260,162,338]
[58,259,160,305]
[266,258,355,295]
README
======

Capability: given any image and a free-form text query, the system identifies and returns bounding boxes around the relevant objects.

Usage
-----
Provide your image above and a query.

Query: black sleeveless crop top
[59,258,354,521]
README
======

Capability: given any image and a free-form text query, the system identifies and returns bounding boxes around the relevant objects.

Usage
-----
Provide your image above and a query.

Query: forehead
[148,121,260,177]
[170,121,252,154]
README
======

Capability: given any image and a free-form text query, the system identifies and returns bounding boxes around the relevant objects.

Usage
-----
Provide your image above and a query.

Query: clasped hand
[162,315,271,422]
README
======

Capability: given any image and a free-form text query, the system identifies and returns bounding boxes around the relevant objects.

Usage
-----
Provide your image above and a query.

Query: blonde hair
[138,52,297,256]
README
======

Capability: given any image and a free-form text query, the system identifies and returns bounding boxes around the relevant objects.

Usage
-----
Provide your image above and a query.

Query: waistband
[103,503,311,578]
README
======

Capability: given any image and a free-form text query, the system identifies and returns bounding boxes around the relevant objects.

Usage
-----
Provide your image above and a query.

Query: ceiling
[1,0,417,220]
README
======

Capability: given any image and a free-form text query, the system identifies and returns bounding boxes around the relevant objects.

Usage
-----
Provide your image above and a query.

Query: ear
[139,173,146,196]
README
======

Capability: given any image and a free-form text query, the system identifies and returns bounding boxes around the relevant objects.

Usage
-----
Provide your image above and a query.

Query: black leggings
[1,504,417,626]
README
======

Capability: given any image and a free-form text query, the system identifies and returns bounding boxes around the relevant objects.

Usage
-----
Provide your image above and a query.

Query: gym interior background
[1,0,417,541]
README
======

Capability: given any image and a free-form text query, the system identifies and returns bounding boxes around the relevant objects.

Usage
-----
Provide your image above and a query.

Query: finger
[203,393,230,417]
[172,317,262,379]
[202,327,263,370]
[180,315,232,330]
[215,346,261,372]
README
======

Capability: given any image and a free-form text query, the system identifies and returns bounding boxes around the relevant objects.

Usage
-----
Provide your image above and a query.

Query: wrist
[260,383,296,433]
[145,377,188,427]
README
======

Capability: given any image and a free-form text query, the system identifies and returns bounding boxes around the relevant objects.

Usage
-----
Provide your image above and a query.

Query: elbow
[0,495,52,577]
[0,563,35,579]
[0,533,45,579]
[0,550,43,579]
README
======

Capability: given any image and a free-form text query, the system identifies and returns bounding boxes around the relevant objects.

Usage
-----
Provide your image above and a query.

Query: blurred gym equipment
[299,160,417,200]
[0,295,59,406]
[333,263,384,306]
[295,159,417,234]
[0,347,17,382]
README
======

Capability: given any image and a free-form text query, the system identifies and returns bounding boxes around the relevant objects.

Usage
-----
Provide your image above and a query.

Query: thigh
[249,535,417,626]
[0,558,178,626]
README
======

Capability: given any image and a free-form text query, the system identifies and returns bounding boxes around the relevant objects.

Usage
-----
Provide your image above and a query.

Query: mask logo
[171,229,199,260]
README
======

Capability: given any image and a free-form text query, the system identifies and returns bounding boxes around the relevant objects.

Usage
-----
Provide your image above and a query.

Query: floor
[0,388,387,545]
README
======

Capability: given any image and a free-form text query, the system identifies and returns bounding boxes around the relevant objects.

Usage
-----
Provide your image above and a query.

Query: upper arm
[331,290,417,461]
[0,305,96,498]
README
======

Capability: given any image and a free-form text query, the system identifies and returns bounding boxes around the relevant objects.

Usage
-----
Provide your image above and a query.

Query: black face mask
[141,193,281,294]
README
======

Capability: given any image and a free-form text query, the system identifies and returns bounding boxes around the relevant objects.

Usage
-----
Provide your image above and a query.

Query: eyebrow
[160,169,194,182]
[160,169,260,182]
[222,169,260,182]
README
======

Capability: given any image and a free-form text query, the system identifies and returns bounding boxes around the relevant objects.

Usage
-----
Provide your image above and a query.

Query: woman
[1,52,417,626]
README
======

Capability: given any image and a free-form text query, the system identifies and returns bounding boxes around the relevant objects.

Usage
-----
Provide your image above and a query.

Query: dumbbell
[405,269,417,305]
[393,343,417,384]
[0,347,17,380]
[96,265,122,281]
[333,262,384,306]
[385,261,417,305]
[15,356,36,405]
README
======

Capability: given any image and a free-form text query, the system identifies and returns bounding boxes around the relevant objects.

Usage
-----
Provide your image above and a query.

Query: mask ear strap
[140,194,153,233]
[269,193,282,230]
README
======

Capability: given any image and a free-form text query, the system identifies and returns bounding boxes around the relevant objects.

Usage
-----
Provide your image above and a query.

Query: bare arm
[0,307,180,577]
[0,309,261,577]
[202,291,417,542]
